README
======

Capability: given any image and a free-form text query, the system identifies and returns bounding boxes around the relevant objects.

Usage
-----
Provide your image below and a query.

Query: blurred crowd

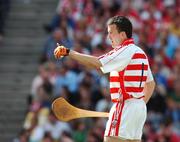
[14,0,180,142]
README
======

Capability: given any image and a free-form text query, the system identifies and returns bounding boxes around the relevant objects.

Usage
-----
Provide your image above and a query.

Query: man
[54,16,155,142]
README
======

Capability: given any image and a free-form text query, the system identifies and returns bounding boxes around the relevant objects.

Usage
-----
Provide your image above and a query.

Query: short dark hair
[107,16,132,38]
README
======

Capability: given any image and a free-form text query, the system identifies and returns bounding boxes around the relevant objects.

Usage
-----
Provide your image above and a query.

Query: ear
[121,31,127,38]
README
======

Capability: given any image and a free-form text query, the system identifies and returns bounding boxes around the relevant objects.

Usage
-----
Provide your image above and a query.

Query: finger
[54,49,59,55]
[54,47,61,54]
[57,52,63,58]
[54,53,59,59]
[54,49,57,55]
[54,52,58,58]
[57,43,60,46]
[54,49,60,58]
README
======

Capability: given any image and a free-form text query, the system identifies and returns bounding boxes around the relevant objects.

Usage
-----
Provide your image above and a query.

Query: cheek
[114,35,121,42]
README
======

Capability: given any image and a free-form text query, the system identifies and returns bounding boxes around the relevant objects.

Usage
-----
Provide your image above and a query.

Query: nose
[108,34,112,40]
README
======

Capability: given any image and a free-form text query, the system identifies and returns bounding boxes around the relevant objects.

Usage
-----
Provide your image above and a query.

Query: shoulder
[120,44,139,55]
[115,44,136,53]
[133,44,146,53]
[131,44,148,57]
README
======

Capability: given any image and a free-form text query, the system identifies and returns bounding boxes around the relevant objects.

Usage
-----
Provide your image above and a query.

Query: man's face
[107,24,124,48]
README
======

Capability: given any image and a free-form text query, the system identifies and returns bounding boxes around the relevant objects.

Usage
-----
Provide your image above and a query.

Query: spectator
[44,110,71,141]
[30,62,53,100]
[42,28,73,61]
[13,129,29,142]
[54,64,78,96]
[72,120,87,142]
[41,132,54,142]
[166,77,180,124]
[95,87,112,112]
[28,113,44,142]
[59,131,74,142]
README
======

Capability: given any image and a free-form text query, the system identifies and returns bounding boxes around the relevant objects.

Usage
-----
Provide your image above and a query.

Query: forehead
[107,24,118,32]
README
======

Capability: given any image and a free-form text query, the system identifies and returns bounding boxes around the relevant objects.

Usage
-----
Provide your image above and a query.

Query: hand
[54,43,70,59]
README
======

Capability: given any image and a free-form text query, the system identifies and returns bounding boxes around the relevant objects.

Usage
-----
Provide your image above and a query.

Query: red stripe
[110,77,119,82]
[115,101,125,136]
[105,47,128,65]
[98,55,105,60]
[110,88,119,93]
[125,87,144,92]
[112,98,120,103]
[108,103,118,136]
[119,70,130,99]
[126,64,148,70]
[121,38,134,46]
[124,76,147,81]
[98,39,134,60]
[108,112,115,136]
[132,53,146,59]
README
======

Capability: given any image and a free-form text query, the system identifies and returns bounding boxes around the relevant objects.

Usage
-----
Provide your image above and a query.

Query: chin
[111,43,115,48]
[112,45,117,48]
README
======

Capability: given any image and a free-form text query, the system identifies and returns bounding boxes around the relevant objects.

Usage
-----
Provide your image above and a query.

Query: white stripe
[129,59,148,65]
[124,70,148,76]
[110,82,120,88]
[128,92,144,98]
[111,93,120,99]
[110,71,119,76]
[134,51,145,54]
[124,81,145,87]
[104,103,117,136]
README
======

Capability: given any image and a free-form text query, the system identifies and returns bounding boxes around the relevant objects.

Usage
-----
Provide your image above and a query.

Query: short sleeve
[99,46,135,73]
[146,65,154,82]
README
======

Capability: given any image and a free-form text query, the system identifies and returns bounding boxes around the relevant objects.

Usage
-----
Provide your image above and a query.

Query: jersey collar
[115,38,134,50]
[121,38,134,47]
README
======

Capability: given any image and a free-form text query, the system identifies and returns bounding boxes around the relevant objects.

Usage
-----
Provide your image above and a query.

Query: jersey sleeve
[146,64,154,82]
[98,46,135,73]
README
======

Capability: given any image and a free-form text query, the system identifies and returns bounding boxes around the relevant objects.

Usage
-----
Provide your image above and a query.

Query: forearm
[69,50,102,69]
[143,80,156,103]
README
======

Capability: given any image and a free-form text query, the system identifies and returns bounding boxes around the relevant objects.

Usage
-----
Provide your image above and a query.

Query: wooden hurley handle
[52,97,109,122]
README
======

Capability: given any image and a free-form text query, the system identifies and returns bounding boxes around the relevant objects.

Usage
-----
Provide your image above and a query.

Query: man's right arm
[69,50,102,69]
[54,45,102,69]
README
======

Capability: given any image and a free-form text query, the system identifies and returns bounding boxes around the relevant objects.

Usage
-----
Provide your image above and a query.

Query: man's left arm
[143,80,156,104]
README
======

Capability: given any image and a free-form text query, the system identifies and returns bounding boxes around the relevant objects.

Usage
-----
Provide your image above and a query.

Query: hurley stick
[52,97,109,121]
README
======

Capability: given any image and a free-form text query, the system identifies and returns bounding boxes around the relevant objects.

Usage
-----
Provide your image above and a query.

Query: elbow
[94,63,101,70]
[146,80,156,92]
[152,80,156,91]
[92,58,102,69]
[153,80,156,87]
[87,62,101,70]
[90,64,101,70]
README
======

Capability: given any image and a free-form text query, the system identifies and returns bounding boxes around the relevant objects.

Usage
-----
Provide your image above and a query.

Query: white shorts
[104,98,147,140]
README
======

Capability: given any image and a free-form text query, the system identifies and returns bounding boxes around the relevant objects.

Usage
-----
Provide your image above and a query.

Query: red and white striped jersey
[98,39,154,102]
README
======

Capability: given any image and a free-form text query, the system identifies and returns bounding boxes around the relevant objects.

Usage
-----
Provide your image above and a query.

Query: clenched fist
[54,43,70,59]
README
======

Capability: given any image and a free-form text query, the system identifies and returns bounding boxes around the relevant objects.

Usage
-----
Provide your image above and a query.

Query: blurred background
[0,0,179,142]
